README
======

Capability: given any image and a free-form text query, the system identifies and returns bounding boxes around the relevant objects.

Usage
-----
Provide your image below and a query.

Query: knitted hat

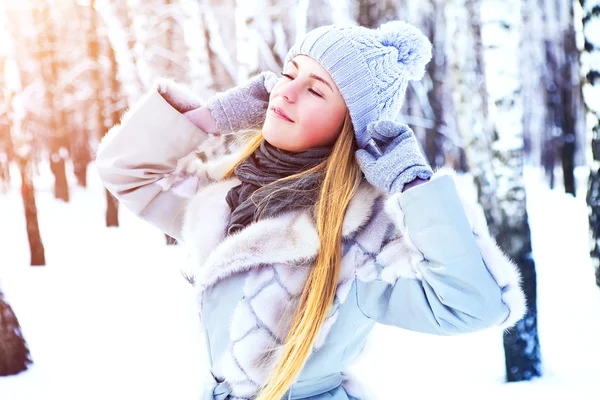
[284,21,432,150]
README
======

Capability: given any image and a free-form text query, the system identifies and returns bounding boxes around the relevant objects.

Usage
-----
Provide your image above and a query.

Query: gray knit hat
[284,21,432,151]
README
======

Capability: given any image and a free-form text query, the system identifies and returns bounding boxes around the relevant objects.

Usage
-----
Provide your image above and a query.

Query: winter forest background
[0,0,599,399]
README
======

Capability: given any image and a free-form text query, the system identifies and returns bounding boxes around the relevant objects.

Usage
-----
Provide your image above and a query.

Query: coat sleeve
[95,78,229,243]
[352,171,527,335]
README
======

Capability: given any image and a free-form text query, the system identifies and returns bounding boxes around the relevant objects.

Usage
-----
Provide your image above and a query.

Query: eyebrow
[290,60,334,93]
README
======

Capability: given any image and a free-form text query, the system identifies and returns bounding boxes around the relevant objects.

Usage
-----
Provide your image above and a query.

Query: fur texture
[174,156,526,397]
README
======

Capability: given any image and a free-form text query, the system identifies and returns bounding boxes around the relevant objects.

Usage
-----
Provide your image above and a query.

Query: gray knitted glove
[207,71,278,134]
[355,120,433,194]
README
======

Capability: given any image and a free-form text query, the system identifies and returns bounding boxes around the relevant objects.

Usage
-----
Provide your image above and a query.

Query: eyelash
[280,72,323,98]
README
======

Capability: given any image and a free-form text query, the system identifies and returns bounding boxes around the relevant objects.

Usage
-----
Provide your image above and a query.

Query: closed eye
[280,72,324,98]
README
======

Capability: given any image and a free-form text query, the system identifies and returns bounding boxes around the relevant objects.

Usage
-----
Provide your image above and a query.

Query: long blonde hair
[223,110,362,399]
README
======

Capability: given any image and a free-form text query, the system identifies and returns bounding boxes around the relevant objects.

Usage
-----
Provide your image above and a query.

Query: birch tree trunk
[203,0,237,91]
[425,0,453,169]
[235,0,260,83]
[180,0,214,93]
[582,0,600,287]
[447,0,501,226]
[97,0,145,104]
[482,0,542,381]
[520,0,546,167]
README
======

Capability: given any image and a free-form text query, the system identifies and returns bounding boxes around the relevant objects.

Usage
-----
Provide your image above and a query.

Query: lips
[271,106,294,123]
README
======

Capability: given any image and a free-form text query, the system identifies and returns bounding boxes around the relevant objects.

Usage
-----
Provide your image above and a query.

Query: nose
[277,79,300,103]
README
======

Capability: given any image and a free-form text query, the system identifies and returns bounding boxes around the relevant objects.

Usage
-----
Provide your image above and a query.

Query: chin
[262,129,289,151]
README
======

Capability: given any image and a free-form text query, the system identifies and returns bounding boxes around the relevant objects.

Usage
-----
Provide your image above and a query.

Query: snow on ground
[0,163,599,400]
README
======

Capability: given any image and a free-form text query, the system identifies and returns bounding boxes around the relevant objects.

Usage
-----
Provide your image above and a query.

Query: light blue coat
[95,79,527,400]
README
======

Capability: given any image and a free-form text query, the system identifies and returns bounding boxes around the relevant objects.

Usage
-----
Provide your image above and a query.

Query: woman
[96,21,526,400]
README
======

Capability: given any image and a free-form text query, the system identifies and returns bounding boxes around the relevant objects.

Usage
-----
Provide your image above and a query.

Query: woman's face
[262,55,347,152]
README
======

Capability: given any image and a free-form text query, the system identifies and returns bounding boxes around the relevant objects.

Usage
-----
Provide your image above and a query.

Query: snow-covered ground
[0,163,599,400]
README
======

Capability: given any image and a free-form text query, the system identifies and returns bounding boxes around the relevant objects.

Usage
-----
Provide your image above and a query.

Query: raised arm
[352,121,526,334]
[352,172,526,334]
[95,72,277,242]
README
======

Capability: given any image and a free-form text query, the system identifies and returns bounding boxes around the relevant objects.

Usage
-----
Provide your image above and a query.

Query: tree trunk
[105,28,124,228]
[307,0,333,31]
[203,1,237,91]
[33,2,70,202]
[96,0,145,103]
[89,0,104,161]
[424,0,448,169]
[181,0,214,91]
[481,0,542,381]
[356,0,397,28]
[448,0,502,227]
[0,289,32,376]
[538,0,560,190]
[0,53,12,191]
[71,135,91,188]
[582,0,600,287]
[105,189,119,227]
[18,157,46,267]
[165,234,177,245]
[559,0,578,196]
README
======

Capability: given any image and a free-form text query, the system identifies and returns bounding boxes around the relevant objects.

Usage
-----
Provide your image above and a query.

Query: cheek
[298,104,345,144]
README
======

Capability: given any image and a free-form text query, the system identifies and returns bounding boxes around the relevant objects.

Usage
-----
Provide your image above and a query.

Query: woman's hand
[206,71,278,134]
[355,120,433,194]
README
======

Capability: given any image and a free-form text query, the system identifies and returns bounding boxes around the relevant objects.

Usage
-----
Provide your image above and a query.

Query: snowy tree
[3,0,47,267]
[202,0,237,90]
[31,0,70,202]
[424,0,459,169]
[558,0,581,196]
[582,0,600,287]
[306,0,333,31]
[355,0,397,27]
[447,0,501,226]
[96,0,145,104]
[0,288,32,376]
[481,0,542,381]
[179,0,214,93]
[104,27,125,228]
[0,54,13,193]
[537,0,581,195]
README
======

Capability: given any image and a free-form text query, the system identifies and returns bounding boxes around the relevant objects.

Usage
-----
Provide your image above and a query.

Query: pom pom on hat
[377,21,432,80]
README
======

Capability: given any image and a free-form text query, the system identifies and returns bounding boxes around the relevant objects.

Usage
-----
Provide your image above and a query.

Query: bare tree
[481,0,542,381]
[447,0,500,225]
[559,0,580,196]
[4,0,47,267]
[355,0,396,27]
[306,0,333,31]
[97,0,145,104]
[105,24,126,227]
[0,55,13,193]
[32,0,70,202]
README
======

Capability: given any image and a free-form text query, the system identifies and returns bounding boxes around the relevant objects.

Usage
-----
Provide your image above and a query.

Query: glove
[206,71,278,134]
[355,120,433,194]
